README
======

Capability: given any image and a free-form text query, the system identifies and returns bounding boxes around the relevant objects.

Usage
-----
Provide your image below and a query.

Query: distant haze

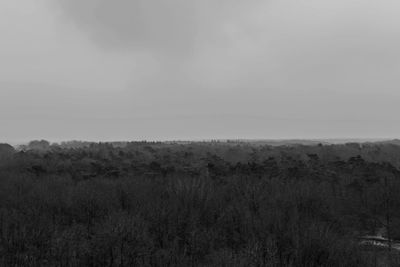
[1,0,400,142]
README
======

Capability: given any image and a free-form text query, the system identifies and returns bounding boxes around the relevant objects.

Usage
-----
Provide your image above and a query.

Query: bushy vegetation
[1,141,400,266]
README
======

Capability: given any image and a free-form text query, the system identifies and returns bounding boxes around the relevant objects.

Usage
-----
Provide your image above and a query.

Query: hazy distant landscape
[3,0,400,266]
[9,138,398,149]
[1,139,400,266]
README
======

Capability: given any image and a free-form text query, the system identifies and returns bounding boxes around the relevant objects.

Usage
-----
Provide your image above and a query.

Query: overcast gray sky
[1,0,400,142]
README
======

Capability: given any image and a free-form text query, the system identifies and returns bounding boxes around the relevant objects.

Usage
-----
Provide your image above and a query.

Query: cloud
[51,0,273,98]
[41,0,400,140]
[53,0,261,59]
[52,0,400,93]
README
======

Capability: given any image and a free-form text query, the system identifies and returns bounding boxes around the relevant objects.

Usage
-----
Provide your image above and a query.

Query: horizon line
[4,137,398,146]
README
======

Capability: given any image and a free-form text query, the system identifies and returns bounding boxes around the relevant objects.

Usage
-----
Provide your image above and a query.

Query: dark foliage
[1,141,400,266]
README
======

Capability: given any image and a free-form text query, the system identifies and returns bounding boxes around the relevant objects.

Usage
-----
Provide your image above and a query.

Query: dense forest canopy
[1,140,400,266]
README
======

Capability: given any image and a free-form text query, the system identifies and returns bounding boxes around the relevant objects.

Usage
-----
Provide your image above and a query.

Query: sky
[1,0,400,142]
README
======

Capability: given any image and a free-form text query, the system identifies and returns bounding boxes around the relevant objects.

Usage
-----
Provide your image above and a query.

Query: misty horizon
[2,2,400,264]
[5,138,399,148]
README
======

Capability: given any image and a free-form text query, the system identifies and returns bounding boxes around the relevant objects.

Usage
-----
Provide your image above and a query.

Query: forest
[1,140,400,266]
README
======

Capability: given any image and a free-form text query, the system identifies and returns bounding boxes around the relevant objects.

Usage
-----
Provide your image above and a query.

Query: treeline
[0,141,400,266]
